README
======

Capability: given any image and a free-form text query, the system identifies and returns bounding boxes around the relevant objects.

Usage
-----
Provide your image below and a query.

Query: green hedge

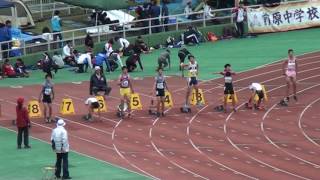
[3,23,237,66]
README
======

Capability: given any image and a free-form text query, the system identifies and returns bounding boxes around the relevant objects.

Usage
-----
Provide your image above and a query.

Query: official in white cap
[89,65,111,98]
[51,119,71,179]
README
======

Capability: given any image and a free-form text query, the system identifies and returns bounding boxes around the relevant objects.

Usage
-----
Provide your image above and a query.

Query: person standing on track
[213,64,236,112]
[118,66,134,118]
[51,119,71,180]
[16,97,31,149]
[39,74,55,123]
[282,49,298,103]
[154,67,169,117]
[178,48,191,76]
[180,55,202,108]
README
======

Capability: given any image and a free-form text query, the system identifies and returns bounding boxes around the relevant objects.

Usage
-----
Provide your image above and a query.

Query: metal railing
[23,0,88,19]
[0,0,308,60]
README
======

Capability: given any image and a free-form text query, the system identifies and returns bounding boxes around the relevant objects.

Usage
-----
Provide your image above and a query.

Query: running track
[1,51,320,179]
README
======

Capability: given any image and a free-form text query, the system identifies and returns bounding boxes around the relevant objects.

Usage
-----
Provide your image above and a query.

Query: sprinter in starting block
[246,83,266,110]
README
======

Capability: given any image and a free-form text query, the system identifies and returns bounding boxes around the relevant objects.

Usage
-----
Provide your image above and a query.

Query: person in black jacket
[183,26,199,45]
[178,48,192,76]
[89,66,111,98]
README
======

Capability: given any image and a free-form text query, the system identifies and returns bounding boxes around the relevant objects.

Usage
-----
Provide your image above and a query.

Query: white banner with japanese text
[247,1,320,33]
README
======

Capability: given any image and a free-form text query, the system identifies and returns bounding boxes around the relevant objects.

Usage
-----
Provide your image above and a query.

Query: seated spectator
[52,51,65,68]
[114,36,132,56]
[2,59,17,78]
[42,27,53,42]
[62,41,76,66]
[184,1,197,20]
[203,2,215,19]
[39,52,58,77]
[89,66,111,98]
[9,40,23,57]
[183,26,199,45]
[76,52,93,73]
[104,39,114,57]
[108,50,123,72]
[14,58,29,77]
[135,36,151,53]
[126,53,143,72]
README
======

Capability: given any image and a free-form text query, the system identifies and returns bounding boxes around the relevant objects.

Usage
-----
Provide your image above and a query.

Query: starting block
[278,99,288,106]
[27,100,42,118]
[214,105,224,112]
[148,99,157,115]
[180,104,191,113]
[117,103,128,118]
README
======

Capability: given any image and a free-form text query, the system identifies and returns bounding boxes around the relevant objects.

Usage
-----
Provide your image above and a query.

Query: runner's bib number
[44,88,52,95]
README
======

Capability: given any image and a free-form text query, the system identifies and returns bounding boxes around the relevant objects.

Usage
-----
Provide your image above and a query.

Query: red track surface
[1,52,320,179]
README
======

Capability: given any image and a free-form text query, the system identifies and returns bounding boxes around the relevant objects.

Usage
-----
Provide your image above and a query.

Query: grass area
[0,127,149,180]
[1,27,320,87]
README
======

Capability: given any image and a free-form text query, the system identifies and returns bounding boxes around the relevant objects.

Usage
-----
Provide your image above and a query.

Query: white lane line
[298,97,320,148]
[224,75,320,180]
[0,124,153,179]
[172,53,320,93]
[2,111,114,150]
[29,96,115,134]
[149,108,211,180]
[187,105,258,180]
[64,94,119,123]
[111,116,160,180]
[261,84,320,167]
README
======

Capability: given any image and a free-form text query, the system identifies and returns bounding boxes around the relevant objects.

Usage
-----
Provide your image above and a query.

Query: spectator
[126,53,143,72]
[184,1,197,20]
[41,52,57,77]
[135,36,151,53]
[233,2,246,38]
[183,26,199,45]
[85,33,94,51]
[52,51,65,68]
[0,21,12,59]
[162,0,169,32]
[14,58,29,77]
[62,41,76,66]
[114,36,132,56]
[51,10,63,47]
[157,49,171,69]
[42,27,53,42]
[203,2,215,19]
[150,0,161,33]
[76,52,93,73]
[94,52,108,72]
[51,119,71,179]
[104,39,114,57]
[16,97,31,149]
[2,59,17,78]
[108,51,123,71]
[89,66,111,98]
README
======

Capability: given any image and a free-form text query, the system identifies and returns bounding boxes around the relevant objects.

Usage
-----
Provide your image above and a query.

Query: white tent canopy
[0,0,35,27]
